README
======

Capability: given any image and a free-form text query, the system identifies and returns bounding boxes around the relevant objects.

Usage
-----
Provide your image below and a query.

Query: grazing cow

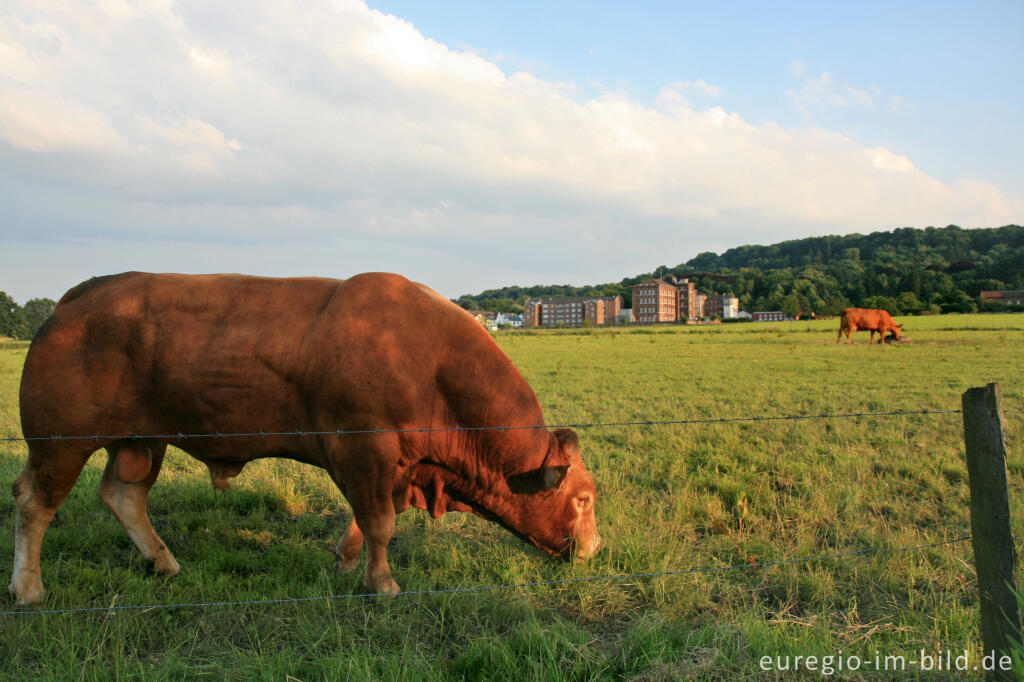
[9,272,601,606]
[836,307,902,345]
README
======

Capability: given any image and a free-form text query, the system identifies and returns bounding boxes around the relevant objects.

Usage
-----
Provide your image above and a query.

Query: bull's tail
[836,317,848,343]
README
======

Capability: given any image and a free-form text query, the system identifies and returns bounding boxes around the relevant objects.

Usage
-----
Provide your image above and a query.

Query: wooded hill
[456,225,1024,318]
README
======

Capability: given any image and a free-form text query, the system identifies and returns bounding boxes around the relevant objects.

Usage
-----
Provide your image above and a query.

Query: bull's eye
[576,494,592,510]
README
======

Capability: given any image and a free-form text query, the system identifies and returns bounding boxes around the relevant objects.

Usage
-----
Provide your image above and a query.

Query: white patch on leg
[9,480,52,606]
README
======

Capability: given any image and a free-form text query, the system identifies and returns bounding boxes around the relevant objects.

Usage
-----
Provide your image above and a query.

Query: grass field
[2,314,1023,680]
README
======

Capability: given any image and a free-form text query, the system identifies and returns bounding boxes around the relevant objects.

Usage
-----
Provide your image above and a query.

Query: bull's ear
[507,429,577,494]
[539,465,569,491]
[508,464,571,494]
[554,428,579,456]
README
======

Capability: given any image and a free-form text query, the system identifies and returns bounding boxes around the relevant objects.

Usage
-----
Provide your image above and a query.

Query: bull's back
[841,308,884,329]
[19,273,342,440]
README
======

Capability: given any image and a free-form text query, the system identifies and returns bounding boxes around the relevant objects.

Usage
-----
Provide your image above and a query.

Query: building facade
[523,300,541,327]
[703,294,740,319]
[676,278,699,320]
[601,295,624,324]
[632,278,679,324]
[752,311,787,322]
[981,290,1024,306]
[522,295,623,328]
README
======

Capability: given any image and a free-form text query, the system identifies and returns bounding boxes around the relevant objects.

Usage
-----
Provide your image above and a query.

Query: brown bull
[9,272,600,606]
[836,307,902,345]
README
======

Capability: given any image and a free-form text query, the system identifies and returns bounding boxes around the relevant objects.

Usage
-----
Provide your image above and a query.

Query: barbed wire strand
[0,535,973,618]
[0,408,966,444]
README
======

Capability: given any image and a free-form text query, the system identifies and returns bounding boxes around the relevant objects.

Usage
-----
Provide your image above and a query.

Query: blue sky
[373,0,1023,190]
[1,1,1021,303]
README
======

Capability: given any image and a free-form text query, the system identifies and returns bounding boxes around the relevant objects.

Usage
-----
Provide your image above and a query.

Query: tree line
[0,293,57,340]
[456,224,1024,318]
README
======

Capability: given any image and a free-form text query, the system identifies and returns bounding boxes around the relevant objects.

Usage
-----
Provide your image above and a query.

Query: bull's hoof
[151,554,181,577]
[365,575,401,596]
[334,558,359,574]
[9,577,45,607]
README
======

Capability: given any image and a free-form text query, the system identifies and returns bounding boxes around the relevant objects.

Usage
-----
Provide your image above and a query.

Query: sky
[1,0,1021,303]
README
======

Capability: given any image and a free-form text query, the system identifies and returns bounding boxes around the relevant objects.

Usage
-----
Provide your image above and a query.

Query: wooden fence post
[963,382,1021,680]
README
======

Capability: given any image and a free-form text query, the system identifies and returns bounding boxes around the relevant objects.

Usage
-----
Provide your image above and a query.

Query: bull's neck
[429,340,550,494]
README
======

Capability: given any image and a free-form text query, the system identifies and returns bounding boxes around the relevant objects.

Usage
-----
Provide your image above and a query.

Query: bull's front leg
[330,433,402,595]
[334,517,364,574]
[356,506,400,594]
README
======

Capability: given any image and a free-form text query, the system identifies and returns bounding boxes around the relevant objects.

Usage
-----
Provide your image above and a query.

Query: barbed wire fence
[0,403,1019,621]
[0,535,978,618]
[0,407,971,444]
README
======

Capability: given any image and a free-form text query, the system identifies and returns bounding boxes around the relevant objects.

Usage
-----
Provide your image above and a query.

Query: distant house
[981,290,1024,306]
[494,312,523,328]
[752,311,787,322]
[469,311,497,329]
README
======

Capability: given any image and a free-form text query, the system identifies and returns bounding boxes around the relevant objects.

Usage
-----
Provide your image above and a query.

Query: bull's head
[405,428,601,560]
[503,428,601,560]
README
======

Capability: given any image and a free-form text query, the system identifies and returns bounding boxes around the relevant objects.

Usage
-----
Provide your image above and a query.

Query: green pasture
[2,313,1023,680]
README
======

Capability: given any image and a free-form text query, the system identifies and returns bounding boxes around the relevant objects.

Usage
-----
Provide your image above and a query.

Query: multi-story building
[703,294,740,319]
[523,300,542,328]
[538,298,586,327]
[722,297,739,319]
[522,296,623,328]
[631,278,679,324]
[676,278,699,320]
[600,295,624,324]
[523,283,744,328]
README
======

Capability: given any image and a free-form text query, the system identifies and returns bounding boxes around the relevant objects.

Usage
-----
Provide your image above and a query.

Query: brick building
[522,295,624,328]
[752,311,786,322]
[600,295,624,324]
[676,278,699,320]
[703,294,740,319]
[632,278,679,324]
[523,300,541,327]
[981,290,1024,306]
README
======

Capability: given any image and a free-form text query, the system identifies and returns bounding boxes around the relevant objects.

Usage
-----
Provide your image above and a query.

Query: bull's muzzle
[574,530,601,561]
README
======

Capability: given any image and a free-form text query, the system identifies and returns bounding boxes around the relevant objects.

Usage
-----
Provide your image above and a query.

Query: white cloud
[0,88,126,152]
[681,78,723,96]
[787,68,890,117]
[789,71,857,112]
[0,0,1019,301]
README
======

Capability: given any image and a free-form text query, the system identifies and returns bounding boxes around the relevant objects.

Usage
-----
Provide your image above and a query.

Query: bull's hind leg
[9,442,93,606]
[98,441,179,576]
[334,517,364,574]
